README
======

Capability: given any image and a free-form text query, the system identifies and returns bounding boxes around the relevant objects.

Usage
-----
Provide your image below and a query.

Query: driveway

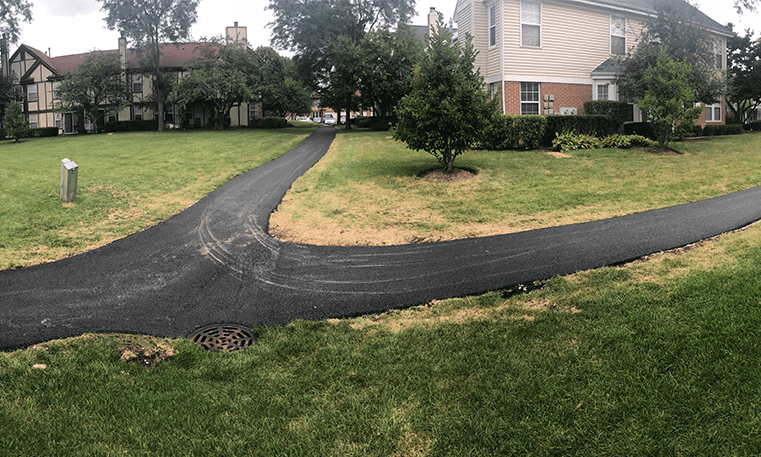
[2,127,761,349]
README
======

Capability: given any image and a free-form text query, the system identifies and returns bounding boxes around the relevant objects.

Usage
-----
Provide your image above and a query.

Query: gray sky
[14,0,761,58]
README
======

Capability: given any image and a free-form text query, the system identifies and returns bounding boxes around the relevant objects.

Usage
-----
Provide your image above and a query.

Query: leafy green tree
[251,47,312,117]
[55,51,132,134]
[635,46,703,148]
[394,21,498,173]
[173,40,255,129]
[97,0,199,132]
[726,28,761,124]
[0,73,22,126]
[0,0,32,44]
[735,0,758,12]
[359,27,423,118]
[617,3,723,106]
[268,0,416,120]
[4,100,29,142]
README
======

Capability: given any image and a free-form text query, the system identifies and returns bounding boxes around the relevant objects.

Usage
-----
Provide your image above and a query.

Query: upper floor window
[132,74,143,93]
[521,1,541,47]
[489,4,497,48]
[26,84,37,102]
[714,39,723,69]
[521,82,540,115]
[52,81,61,100]
[611,15,626,55]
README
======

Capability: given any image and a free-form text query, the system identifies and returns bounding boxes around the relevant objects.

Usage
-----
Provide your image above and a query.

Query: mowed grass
[0,125,317,270]
[2,221,761,455]
[270,131,761,245]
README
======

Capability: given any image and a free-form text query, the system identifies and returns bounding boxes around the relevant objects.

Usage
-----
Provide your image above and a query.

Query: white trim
[503,75,594,85]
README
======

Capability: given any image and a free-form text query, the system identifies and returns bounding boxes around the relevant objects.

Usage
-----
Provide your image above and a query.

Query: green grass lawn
[271,131,761,245]
[3,129,761,455]
[0,125,317,270]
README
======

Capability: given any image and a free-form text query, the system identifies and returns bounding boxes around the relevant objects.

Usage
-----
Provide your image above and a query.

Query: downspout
[500,0,505,114]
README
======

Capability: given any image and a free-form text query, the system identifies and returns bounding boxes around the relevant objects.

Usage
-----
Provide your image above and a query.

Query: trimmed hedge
[623,122,656,140]
[744,120,761,131]
[584,100,632,129]
[543,115,618,146]
[104,120,159,132]
[30,127,59,138]
[702,124,744,136]
[250,117,289,129]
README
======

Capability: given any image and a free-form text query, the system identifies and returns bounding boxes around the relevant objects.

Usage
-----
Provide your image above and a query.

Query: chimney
[0,34,7,78]
[428,7,440,38]
[118,36,127,70]
[225,23,248,49]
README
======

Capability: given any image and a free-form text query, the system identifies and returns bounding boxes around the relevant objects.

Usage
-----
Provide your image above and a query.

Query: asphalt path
[2,126,761,350]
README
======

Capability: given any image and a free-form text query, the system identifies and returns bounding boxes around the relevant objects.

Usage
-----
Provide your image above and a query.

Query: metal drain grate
[190,324,257,352]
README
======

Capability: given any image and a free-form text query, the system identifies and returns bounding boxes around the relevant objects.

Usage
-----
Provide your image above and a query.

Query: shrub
[251,117,289,129]
[104,120,159,132]
[745,120,761,132]
[623,122,656,140]
[478,114,519,150]
[551,131,601,152]
[600,134,632,149]
[584,100,632,129]
[30,127,59,138]
[703,124,744,136]
[514,115,547,150]
[627,135,656,148]
[543,115,618,146]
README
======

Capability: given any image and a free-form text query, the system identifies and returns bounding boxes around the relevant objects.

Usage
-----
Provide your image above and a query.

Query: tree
[735,0,758,13]
[635,46,703,148]
[617,3,724,107]
[4,100,28,142]
[394,20,498,173]
[97,0,199,132]
[0,73,22,126]
[54,52,132,134]
[359,27,423,118]
[268,0,416,121]
[250,47,312,117]
[173,40,255,129]
[726,28,761,124]
[0,0,32,44]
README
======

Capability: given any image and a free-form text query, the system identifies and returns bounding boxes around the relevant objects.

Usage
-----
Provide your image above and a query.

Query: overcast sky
[13,0,761,58]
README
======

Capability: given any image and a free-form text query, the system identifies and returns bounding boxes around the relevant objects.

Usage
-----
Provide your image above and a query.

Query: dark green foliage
[250,117,289,129]
[394,20,498,171]
[726,28,761,124]
[513,115,547,150]
[583,100,632,128]
[543,115,618,146]
[624,122,657,140]
[479,114,519,150]
[551,131,601,152]
[701,124,745,136]
[104,120,160,132]
[3,101,29,143]
[30,127,59,138]
[744,120,761,131]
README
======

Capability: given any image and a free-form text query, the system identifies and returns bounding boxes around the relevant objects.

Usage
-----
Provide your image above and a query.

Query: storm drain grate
[189,324,257,352]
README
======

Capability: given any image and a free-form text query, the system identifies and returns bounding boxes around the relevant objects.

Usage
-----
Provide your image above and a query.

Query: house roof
[11,42,209,81]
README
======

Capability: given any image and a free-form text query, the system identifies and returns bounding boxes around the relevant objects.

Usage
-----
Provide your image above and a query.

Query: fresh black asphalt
[2,126,761,350]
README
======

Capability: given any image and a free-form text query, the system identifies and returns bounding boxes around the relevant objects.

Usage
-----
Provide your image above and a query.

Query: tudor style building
[7,24,261,134]
[454,0,731,125]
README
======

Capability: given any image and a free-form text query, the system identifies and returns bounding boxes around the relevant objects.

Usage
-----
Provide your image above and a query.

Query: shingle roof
[572,0,732,35]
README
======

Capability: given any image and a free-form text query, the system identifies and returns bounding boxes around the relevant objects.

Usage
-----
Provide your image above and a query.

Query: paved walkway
[2,127,761,349]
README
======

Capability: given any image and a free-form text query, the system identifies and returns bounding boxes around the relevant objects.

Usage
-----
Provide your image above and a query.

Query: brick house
[454,0,732,125]
[6,24,261,134]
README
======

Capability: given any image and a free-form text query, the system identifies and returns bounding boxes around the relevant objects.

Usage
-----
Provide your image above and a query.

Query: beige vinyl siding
[485,1,501,80]
[472,0,489,78]
[456,0,473,42]
[502,0,646,82]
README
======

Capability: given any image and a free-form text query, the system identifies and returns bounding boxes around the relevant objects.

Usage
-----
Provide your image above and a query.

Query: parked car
[312,116,322,123]
[295,117,311,122]
[323,113,336,125]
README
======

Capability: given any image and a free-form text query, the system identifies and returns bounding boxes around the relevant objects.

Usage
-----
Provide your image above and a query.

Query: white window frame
[28,113,38,129]
[27,84,37,102]
[132,74,143,93]
[52,81,61,100]
[611,15,626,56]
[705,103,722,123]
[714,39,724,70]
[521,82,540,115]
[521,1,541,48]
[597,84,610,101]
[249,102,259,121]
[54,112,62,129]
[489,3,497,48]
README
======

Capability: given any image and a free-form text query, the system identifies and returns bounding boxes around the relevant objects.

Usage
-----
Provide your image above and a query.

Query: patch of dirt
[118,340,177,369]
[547,151,572,158]
[419,168,476,182]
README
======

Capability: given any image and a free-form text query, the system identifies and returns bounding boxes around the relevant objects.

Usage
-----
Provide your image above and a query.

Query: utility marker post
[60,158,78,203]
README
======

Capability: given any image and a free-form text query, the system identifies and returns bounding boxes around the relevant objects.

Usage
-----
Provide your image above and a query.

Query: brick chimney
[428,7,440,38]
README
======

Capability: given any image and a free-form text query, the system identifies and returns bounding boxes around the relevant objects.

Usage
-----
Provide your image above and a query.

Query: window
[26,84,37,102]
[489,4,497,48]
[705,103,721,122]
[52,81,61,100]
[132,74,143,93]
[521,82,540,115]
[611,15,626,55]
[489,82,501,101]
[55,112,62,129]
[249,102,259,121]
[521,1,541,47]
[597,84,609,101]
[28,113,38,129]
[714,39,723,69]
[133,106,143,121]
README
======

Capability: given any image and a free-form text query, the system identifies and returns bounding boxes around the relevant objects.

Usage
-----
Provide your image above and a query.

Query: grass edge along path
[270,131,761,246]
[0,125,318,270]
[2,221,761,455]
